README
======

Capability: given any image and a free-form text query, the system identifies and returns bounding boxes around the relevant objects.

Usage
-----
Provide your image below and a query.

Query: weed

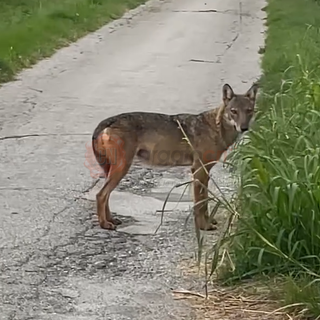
[0,59,14,83]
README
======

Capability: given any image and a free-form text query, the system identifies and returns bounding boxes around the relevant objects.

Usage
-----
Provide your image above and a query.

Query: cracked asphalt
[0,0,265,319]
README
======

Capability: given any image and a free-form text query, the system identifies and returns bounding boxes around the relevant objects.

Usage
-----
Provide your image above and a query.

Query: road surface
[0,0,265,319]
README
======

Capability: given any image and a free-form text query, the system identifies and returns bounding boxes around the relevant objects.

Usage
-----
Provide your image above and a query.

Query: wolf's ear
[222,84,234,103]
[245,83,259,102]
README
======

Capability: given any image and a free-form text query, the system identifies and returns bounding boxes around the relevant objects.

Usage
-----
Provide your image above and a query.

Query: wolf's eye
[231,108,237,114]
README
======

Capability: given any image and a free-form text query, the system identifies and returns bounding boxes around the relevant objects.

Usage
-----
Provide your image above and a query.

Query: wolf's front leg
[191,164,217,231]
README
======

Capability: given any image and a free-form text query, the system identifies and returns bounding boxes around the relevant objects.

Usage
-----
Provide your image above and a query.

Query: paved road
[0,0,265,319]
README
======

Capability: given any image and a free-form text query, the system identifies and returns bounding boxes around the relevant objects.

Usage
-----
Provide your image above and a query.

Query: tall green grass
[229,61,320,277]
[0,0,146,83]
[209,0,320,317]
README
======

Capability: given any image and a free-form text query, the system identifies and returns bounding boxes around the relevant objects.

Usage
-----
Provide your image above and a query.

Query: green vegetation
[210,0,320,317]
[0,0,146,83]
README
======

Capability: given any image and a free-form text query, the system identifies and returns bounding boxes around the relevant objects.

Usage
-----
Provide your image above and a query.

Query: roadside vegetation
[193,0,320,318]
[0,0,146,83]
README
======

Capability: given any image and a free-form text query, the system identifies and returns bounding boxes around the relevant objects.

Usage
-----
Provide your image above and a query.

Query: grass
[0,0,147,83]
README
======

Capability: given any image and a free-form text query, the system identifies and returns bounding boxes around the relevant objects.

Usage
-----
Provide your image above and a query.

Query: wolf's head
[220,83,259,133]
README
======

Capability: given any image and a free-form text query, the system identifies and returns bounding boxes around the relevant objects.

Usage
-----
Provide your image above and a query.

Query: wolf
[91,83,258,231]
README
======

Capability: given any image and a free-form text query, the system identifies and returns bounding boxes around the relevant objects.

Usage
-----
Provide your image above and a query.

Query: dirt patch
[175,287,290,320]
[177,259,300,320]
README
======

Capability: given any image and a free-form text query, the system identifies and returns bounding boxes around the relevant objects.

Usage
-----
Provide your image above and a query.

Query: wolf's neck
[220,115,239,148]
[203,106,239,149]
